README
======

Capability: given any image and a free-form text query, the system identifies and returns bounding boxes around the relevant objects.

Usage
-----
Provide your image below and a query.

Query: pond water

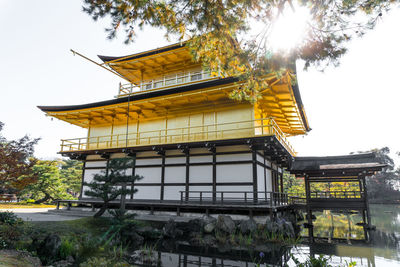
[134,204,400,266]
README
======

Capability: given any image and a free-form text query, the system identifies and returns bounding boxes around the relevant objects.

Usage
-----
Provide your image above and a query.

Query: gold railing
[60,118,296,155]
[117,70,218,97]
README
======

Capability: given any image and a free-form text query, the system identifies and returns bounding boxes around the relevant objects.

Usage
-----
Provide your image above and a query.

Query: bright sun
[265,5,310,52]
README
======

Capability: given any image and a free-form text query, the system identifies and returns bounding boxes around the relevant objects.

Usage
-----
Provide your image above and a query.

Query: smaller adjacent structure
[290,153,386,241]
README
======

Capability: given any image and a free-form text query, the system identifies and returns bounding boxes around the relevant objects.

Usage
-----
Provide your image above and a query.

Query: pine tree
[81,0,394,101]
[83,158,142,217]
[23,160,73,204]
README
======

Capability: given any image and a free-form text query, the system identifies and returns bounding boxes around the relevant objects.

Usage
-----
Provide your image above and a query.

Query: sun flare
[267,6,310,52]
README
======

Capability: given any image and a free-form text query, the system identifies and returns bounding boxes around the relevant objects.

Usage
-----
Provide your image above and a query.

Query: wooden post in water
[305,174,314,242]
[361,174,372,242]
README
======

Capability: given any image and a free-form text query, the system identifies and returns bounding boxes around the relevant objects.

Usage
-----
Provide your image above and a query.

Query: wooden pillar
[211,147,217,202]
[305,174,314,242]
[79,160,87,199]
[130,153,136,199]
[279,171,284,193]
[160,152,166,201]
[362,209,368,241]
[184,148,190,201]
[361,175,372,242]
[252,149,258,202]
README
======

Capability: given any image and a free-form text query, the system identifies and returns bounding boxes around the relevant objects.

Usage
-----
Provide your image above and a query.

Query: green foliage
[0,224,23,248]
[364,147,400,203]
[83,158,142,217]
[22,160,74,204]
[100,209,138,246]
[60,238,75,259]
[0,121,39,194]
[60,159,83,197]
[0,211,23,226]
[0,212,24,249]
[81,0,395,101]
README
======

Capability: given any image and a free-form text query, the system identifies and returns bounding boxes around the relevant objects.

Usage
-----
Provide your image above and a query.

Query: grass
[28,217,111,238]
[0,203,56,209]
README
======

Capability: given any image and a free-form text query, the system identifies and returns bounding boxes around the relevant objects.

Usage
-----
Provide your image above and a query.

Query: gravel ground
[0,208,84,222]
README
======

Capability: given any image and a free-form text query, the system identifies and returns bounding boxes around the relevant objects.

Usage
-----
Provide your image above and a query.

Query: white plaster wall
[83,169,104,184]
[81,186,90,198]
[134,186,161,199]
[165,166,186,183]
[216,185,253,198]
[188,186,213,200]
[265,168,273,191]
[189,166,212,183]
[165,157,186,164]
[216,164,252,183]
[190,155,212,163]
[122,168,133,176]
[164,186,185,200]
[265,159,272,168]
[136,158,162,165]
[85,161,107,168]
[135,167,161,183]
[82,169,104,198]
[216,153,251,162]
[256,153,264,163]
[257,165,265,192]
[189,185,212,192]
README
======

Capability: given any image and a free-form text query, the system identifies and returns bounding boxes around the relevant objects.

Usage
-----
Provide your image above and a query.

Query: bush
[0,224,23,248]
[60,238,76,259]
[0,211,23,226]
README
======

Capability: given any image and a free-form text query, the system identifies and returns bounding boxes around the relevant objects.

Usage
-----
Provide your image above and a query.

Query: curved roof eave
[37,77,237,112]
[98,43,186,63]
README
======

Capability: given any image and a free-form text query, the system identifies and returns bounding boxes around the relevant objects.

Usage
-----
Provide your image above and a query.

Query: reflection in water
[303,210,365,240]
[132,204,400,266]
[132,241,291,266]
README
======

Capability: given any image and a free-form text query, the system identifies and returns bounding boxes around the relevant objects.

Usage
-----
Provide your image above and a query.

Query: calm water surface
[136,204,400,266]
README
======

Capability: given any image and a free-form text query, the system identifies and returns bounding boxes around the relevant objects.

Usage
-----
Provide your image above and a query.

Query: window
[191,72,202,81]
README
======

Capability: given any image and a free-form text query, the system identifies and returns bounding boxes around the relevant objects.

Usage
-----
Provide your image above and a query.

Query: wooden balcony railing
[180,191,290,207]
[117,70,218,97]
[288,190,365,206]
[60,118,296,155]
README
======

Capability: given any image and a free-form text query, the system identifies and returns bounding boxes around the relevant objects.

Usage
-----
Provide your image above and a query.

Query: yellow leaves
[210,71,219,77]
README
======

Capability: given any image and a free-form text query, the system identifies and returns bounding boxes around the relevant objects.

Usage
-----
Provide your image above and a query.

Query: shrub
[60,238,76,259]
[0,211,23,226]
[0,224,23,248]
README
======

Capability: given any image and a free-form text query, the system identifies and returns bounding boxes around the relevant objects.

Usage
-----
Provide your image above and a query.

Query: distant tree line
[0,121,82,203]
[284,147,400,203]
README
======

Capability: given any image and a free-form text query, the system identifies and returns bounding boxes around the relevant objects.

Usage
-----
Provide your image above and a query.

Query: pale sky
[0,1,399,165]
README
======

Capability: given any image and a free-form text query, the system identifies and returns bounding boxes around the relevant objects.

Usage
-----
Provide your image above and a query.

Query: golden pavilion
[38,43,310,204]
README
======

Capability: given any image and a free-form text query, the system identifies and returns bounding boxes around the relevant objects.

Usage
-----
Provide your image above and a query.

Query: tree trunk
[35,193,51,204]
[94,203,108,217]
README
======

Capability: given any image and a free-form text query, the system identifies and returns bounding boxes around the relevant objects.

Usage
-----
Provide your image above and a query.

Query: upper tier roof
[98,43,193,84]
[38,43,311,135]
